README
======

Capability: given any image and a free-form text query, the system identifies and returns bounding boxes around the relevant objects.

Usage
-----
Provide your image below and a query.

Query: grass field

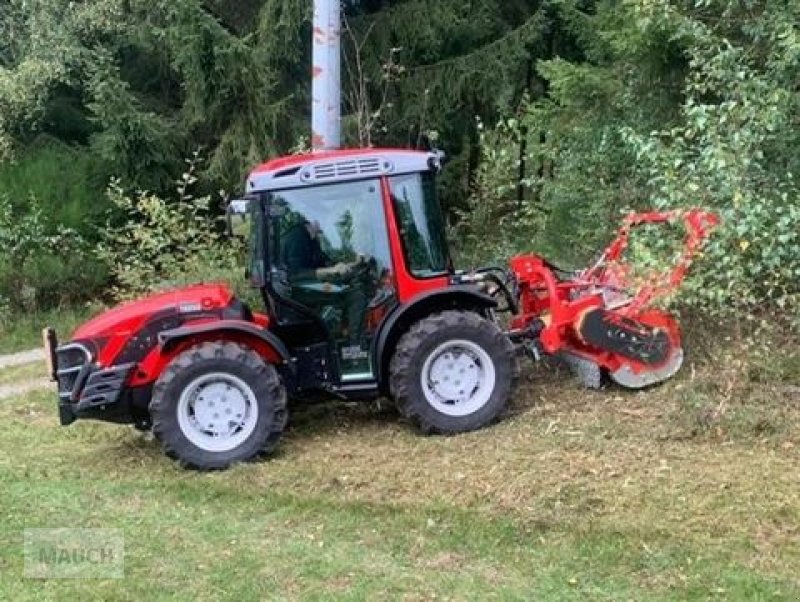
[0,344,798,600]
[0,306,98,355]
[0,362,44,386]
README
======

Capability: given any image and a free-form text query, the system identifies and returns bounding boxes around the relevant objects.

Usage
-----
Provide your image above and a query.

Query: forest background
[0,0,797,343]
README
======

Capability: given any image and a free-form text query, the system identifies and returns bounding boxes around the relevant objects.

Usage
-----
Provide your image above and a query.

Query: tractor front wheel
[150,341,288,470]
[389,311,518,434]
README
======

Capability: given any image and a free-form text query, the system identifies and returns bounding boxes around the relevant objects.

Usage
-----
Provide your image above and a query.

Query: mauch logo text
[38,544,117,565]
[24,528,124,579]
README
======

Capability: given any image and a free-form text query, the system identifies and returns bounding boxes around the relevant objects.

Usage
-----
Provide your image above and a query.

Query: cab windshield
[387,172,450,277]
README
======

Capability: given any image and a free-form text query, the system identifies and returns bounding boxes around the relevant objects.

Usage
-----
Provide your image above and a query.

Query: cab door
[266,178,397,382]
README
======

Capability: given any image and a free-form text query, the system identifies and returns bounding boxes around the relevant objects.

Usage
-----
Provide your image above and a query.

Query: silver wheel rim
[420,339,497,417]
[176,373,259,453]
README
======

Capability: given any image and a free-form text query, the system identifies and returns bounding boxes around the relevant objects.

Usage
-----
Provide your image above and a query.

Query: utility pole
[312,0,342,151]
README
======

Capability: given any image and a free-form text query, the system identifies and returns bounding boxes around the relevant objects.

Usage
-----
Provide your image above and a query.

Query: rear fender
[127,320,292,387]
[373,286,498,394]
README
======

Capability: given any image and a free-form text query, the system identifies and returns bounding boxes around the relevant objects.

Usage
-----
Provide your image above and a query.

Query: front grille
[55,343,92,401]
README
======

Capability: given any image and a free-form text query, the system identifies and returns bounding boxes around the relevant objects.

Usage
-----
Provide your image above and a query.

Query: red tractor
[44,148,717,469]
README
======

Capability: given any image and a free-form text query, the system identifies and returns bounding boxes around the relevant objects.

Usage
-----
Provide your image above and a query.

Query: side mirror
[427,149,447,172]
[229,199,250,214]
[226,198,252,239]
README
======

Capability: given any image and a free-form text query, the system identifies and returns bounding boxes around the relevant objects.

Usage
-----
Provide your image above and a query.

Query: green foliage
[460,0,799,330]
[345,0,553,211]
[0,0,125,159]
[0,304,98,353]
[0,295,11,331]
[455,0,669,266]
[0,138,108,231]
[86,50,179,192]
[0,0,796,333]
[0,194,106,313]
[452,116,546,266]
[622,0,800,325]
[97,154,240,300]
[1,0,564,207]
[0,0,309,192]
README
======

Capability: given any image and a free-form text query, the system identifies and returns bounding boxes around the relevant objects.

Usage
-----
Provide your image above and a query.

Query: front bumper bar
[58,363,136,426]
[45,327,137,425]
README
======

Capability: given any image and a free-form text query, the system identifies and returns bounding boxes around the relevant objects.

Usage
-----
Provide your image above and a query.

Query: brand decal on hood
[178,302,203,314]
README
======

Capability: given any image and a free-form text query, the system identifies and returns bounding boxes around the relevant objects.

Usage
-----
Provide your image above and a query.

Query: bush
[0,194,107,312]
[97,154,244,300]
[457,1,799,333]
[623,2,800,329]
[452,116,547,267]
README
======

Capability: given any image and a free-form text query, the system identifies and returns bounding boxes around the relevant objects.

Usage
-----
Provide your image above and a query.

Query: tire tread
[389,310,518,434]
[150,341,287,470]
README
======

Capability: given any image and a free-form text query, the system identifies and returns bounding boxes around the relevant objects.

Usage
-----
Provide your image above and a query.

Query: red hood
[73,283,235,340]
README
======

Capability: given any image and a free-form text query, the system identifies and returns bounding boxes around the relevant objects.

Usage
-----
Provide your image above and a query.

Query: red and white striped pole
[312,0,341,151]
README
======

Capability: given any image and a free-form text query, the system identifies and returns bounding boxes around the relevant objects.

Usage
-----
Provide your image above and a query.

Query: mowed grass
[0,350,798,600]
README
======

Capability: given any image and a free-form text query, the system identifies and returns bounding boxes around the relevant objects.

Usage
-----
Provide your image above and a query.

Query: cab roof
[246,148,440,193]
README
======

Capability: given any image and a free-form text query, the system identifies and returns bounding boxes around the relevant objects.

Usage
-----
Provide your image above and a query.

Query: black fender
[158,320,292,365]
[372,286,498,394]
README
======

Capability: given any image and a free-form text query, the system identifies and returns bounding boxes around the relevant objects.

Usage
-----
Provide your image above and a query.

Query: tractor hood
[72,283,237,341]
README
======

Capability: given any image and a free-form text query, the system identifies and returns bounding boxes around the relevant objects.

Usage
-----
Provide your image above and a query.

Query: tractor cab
[236,148,454,387]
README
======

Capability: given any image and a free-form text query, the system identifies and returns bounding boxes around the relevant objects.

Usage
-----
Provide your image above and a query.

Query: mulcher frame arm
[579,209,720,315]
[508,209,719,358]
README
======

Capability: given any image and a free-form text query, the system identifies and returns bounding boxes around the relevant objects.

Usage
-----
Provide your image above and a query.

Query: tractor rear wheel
[389,310,518,434]
[150,341,287,470]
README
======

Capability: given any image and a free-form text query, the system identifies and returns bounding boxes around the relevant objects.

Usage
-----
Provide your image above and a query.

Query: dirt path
[0,348,44,369]
[0,348,49,400]
[0,378,52,401]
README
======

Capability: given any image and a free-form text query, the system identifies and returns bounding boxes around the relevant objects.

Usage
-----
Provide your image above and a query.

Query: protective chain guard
[578,309,671,366]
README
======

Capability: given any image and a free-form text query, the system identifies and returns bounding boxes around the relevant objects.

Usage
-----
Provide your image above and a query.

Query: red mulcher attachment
[508,209,719,389]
